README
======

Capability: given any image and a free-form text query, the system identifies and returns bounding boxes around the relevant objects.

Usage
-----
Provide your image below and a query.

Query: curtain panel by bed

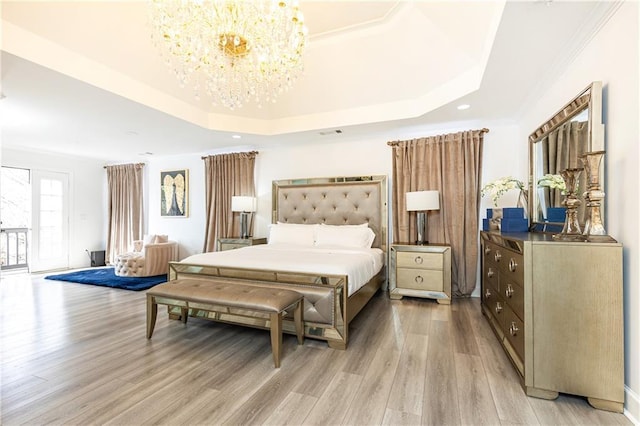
[105,163,144,265]
[388,129,486,297]
[203,151,258,252]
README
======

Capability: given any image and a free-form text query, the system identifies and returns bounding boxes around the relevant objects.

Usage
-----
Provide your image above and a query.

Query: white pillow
[268,223,318,246]
[143,234,156,245]
[315,224,376,248]
[154,234,169,244]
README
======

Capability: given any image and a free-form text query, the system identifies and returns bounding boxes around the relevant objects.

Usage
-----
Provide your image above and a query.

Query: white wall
[146,122,524,289]
[1,147,106,270]
[517,2,639,420]
[145,153,207,259]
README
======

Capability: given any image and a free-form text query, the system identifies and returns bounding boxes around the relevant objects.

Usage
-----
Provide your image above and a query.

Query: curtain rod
[201,150,259,160]
[103,162,145,169]
[387,127,490,146]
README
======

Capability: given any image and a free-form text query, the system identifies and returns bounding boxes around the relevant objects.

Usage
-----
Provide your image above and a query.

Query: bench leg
[146,295,157,339]
[270,312,282,368]
[294,299,304,345]
[181,306,188,324]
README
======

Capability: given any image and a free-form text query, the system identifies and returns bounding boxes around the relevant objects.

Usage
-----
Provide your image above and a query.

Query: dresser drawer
[488,295,507,330]
[484,241,505,263]
[502,279,524,320]
[483,263,499,294]
[396,251,443,270]
[503,303,525,362]
[501,251,524,288]
[396,268,443,291]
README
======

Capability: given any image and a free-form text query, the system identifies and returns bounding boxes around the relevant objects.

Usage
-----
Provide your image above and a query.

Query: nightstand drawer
[396,268,443,291]
[396,251,443,270]
[219,242,247,251]
[217,237,267,251]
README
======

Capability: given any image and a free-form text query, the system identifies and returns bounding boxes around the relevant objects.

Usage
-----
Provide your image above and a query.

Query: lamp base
[240,212,249,239]
[416,212,428,245]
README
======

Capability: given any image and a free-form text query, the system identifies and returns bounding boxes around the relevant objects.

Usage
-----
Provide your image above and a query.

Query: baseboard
[626,385,640,425]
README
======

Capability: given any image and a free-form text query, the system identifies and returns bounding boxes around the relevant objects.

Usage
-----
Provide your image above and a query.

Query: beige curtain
[541,120,588,208]
[203,151,258,252]
[105,163,144,265]
[388,129,486,297]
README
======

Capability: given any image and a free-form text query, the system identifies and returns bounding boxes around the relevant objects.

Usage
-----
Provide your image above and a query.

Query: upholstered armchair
[114,235,178,277]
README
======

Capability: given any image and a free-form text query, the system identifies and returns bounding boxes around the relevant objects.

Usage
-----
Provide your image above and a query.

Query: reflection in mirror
[528,82,604,232]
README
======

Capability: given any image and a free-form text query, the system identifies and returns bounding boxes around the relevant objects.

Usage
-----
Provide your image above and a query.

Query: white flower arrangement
[537,174,567,194]
[481,176,525,207]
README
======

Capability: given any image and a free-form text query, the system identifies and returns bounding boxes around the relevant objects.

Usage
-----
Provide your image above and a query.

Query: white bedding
[181,244,385,296]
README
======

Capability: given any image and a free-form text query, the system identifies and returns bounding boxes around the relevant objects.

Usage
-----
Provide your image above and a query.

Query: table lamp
[231,196,256,239]
[406,190,440,245]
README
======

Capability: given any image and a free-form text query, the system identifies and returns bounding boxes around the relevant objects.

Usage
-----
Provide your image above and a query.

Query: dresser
[480,231,623,412]
[217,237,267,251]
[389,243,451,304]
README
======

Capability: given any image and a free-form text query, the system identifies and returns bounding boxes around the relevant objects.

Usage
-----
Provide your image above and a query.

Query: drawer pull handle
[414,275,424,284]
[414,256,423,265]
[485,288,492,298]
[494,251,502,262]
[509,322,519,336]
[509,258,518,272]
[505,284,514,298]
[495,302,502,314]
[484,246,491,256]
[487,268,494,278]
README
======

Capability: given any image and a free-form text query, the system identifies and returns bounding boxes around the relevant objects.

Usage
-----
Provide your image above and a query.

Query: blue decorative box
[482,219,490,231]
[500,218,529,232]
[503,207,525,219]
[547,207,566,223]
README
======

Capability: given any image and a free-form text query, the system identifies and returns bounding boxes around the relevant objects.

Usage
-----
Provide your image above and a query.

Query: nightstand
[389,243,452,304]
[217,237,267,251]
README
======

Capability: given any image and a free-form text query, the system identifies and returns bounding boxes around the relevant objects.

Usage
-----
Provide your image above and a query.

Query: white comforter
[181,244,385,296]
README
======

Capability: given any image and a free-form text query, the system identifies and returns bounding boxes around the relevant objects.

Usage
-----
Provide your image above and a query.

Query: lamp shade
[406,190,440,211]
[231,196,256,212]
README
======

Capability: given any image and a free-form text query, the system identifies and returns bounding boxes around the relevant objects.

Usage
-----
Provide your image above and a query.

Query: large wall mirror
[528,81,604,232]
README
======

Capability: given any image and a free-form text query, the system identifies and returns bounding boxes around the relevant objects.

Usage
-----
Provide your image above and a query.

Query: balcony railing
[1,228,29,270]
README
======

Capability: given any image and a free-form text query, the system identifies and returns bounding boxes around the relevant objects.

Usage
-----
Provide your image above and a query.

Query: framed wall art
[160,169,189,217]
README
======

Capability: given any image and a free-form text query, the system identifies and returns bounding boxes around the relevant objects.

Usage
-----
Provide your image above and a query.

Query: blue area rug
[45,267,167,291]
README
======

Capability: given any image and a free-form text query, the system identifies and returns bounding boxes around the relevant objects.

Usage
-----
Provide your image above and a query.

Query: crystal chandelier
[150,0,308,110]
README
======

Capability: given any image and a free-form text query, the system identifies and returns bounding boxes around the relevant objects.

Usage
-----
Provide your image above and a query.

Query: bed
[167,175,388,349]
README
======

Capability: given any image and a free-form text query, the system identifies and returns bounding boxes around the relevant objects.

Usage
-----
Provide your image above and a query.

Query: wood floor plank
[302,371,363,425]
[386,333,429,415]
[342,330,402,425]
[455,352,501,425]
[460,299,539,425]
[262,392,319,425]
[422,319,461,426]
[0,273,632,426]
[381,408,422,425]
[450,299,480,355]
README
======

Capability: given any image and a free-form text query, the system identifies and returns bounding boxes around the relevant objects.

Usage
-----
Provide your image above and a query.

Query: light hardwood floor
[0,272,632,425]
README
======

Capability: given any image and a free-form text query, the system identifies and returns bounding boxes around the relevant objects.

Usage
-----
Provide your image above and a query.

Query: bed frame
[166,175,388,350]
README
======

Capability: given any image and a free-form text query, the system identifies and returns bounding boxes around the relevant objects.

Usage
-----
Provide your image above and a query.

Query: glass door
[1,167,31,271]
[30,170,69,272]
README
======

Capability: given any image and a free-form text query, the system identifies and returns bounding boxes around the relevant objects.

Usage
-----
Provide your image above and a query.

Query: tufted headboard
[272,175,388,251]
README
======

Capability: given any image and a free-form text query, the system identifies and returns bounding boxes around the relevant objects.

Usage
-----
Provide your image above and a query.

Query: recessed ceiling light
[457,104,470,110]
[232,134,242,139]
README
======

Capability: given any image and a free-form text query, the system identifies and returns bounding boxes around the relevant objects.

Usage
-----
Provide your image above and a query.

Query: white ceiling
[0,1,620,161]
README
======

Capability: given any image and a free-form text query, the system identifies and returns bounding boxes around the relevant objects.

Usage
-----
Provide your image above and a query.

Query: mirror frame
[528,81,604,232]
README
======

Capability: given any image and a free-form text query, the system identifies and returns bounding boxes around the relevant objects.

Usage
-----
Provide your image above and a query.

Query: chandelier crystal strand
[150,0,308,110]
